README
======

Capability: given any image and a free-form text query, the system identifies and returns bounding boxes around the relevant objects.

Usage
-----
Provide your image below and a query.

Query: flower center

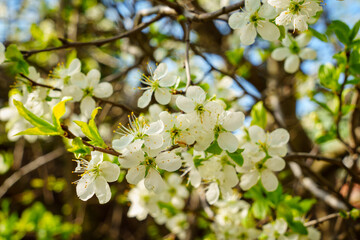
[289,41,300,54]
[289,1,302,14]
[83,87,93,96]
[250,13,260,23]
[195,104,205,114]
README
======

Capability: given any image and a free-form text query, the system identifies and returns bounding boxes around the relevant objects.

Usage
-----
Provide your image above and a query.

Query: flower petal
[93,82,113,98]
[112,135,135,151]
[269,128,290,146]
[206,182,220,205]
[120,149,145,168]
[240,23,257,45]
[68,58,81,76]
[94,176,112,204]
[261,169,278,192]
[299,48,317,60]
[228,12,247,29]
[218,132,239,153]
[186,86,206,103]
[144,134,163,149]
[70,72,87,89]
[176,95,195,113]
[245,0,260,12]
[156,151,182,172]
[153,63,168,80]
[87,69,101,87]
[76,175,95,201]
[138,89,153,108]
[159,73,177,87]
[296,33,312,47]
[126,165,146,185]
[154,88,171,105]
[99,161,120,182]
[284,54,300,74]
[62,86,83,101]
[80,96,96,119]
[272,47,291,61]
[257,21,280,41]
[248,125,266,143]
[265,156,286,171]
[144,168,166,193]
[240,171,259,190]
[222,111,245,131]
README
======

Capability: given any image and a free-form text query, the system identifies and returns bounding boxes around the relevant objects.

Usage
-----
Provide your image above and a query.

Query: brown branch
[61,125,121,157]
[184,22,192,90]
[0,147,65,199]
[21,14,164,58]
[304,211,352,227]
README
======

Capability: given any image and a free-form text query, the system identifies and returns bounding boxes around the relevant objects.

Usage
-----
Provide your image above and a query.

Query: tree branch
[184,22,192,91]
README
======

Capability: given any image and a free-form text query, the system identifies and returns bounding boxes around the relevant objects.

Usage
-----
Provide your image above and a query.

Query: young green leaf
[205,141,223,155]
[251,101,267,129]
[67,137,91,157]
[226,149,244,167]
[52,97,72,131]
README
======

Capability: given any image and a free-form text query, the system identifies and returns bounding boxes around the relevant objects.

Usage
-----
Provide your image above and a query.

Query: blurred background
[0,0,360,239]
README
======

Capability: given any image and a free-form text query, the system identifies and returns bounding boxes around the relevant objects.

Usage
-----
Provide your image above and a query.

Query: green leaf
[309,27,328,42]
[349,20,360,42]
[251,101,267,128]
[15,127,59,136]
[252,199,269,220]
[350,208,360,220]
[52,97,72,131]
[318,64,340,91]
[328,20,350,45]
[67,137,91,157]
[288,220,308,235]
[299,199,316,213]
[226,48,244,66]
[226,149,244,167]
[13,100,57,131]
[205,141,223,155]
[311,97,334,115]
[5,44,29,74]
[74,107,107,148]
[346,78,360,85]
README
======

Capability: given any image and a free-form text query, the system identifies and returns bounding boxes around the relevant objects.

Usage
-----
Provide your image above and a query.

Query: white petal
[275,218,288,234]
[299,48,317,60]
[146,120,164,135]
[126,165,146,184]
[267,0,290,9]
[258,2,278,19]
[296,33,312,47]
[87,69,101,87]
[265,156,286,171]
[240,23,257,45]
[90,151,103,165]
[293,15,309,32]
[120,149,145,168]
[156,151,182,172]
[80,96,96,119]
[269,128,290,146]
[176,95,195,113]
[159,111,172,127]
[248,125,266,142]
[76,175,95,201]
[284,55,300,74]
[245,0,260,12]
[62,86,83,101]
[154,88,171,105]
[222,111,244,131]
[223,165,239,187]
[268,145,288,157]
[186,86,206,103]
[137,89,153,108]
[257,21,280,41]
[261,169,278,192]
[68,58,81,76]
[271,47,291,61]
[144,134,163,149]
[93,82,113,98]
[218,132,239,153]
[240,171,260,190]
[94,176,111,204]
[0,43,5,64]
[144,168,166,193]
[112,135,135,151]
[70,72,88,89]
[228,12,247,29]
[99,161,120,182]
[153,63,168,80]
[159,74,177,87]
[190,170,201,188]
[206,182,220,205]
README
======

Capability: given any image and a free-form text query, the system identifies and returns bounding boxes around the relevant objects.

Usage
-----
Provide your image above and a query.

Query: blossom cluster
[228,0,321,73]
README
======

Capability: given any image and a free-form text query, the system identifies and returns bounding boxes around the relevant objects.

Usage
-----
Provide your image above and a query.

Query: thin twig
[184,22,192,91]
[21,14,164,58]
[0,147,65,199]
[304,212,349,227]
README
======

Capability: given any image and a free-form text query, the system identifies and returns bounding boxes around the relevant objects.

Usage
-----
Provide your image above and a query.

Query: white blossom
[272,34,316,73]
[74,151,120,204]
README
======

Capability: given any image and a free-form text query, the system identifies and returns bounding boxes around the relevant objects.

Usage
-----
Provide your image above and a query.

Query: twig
[0,147,65,199]
[62,125,121,157]
[21,14,164,58]
[304,212,349,227]
[184,22,192,91]
[19,73,132,112]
